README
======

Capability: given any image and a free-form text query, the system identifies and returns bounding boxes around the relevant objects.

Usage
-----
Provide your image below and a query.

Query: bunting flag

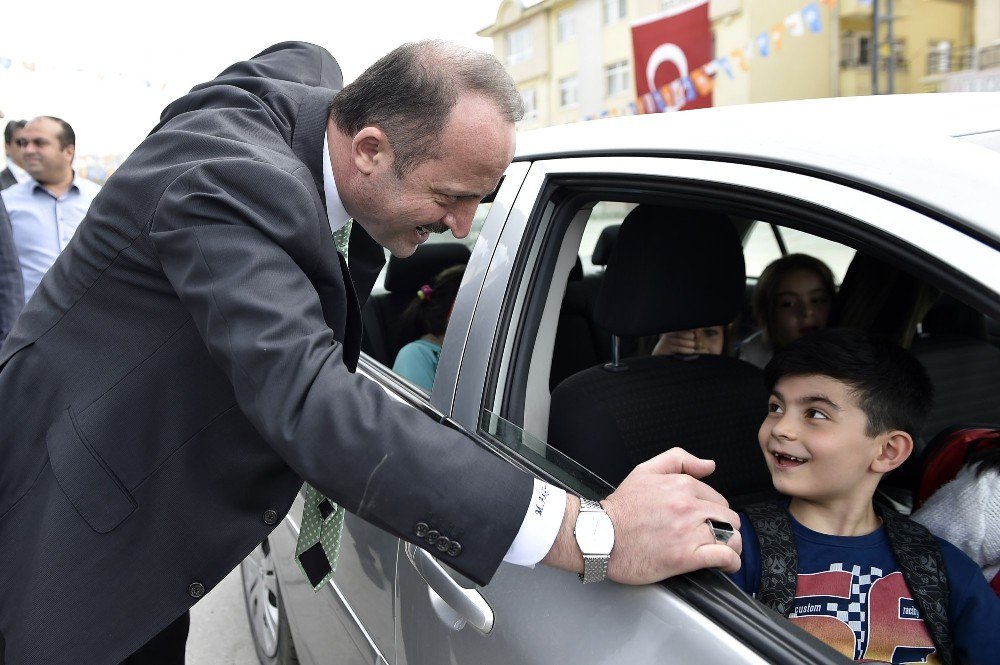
[588,0,837,120]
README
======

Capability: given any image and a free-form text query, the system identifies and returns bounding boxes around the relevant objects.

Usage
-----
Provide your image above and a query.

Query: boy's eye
[811,295,831,306]
[702,328,720,338]
[767,402,783,414]
[806,408,829,420]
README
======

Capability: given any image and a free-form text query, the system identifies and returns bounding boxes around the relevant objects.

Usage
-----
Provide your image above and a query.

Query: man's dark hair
[330,40,523,178]
[37,116,76,150]
[764,328,933,438]
[4,119,26,145]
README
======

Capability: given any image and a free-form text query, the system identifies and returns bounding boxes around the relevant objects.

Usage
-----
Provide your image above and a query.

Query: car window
[361,197,495,392]
[744,222,855,282]
[479,178,1000,510]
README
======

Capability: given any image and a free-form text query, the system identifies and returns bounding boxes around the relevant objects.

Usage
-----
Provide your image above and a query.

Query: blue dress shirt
[1,174,101,303]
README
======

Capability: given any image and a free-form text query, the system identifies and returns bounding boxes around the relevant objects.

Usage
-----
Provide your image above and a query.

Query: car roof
[514,93,1000,242]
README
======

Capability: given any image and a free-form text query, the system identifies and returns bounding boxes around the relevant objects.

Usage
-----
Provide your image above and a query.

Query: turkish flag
[631,0,713,111]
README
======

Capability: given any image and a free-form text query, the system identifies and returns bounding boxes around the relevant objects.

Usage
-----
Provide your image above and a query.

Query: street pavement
[186,565,259,665]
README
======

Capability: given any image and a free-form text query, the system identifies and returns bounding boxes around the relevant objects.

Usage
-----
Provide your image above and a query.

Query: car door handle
[404,542,495,634]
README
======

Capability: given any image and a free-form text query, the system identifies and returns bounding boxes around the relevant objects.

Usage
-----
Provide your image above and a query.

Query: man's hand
[541,448,742,584]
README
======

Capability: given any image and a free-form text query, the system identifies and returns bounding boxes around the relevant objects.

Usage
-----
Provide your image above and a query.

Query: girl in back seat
[738,253,835,368]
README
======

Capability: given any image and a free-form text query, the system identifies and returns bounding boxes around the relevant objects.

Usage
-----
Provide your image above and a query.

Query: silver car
[241,93,1000,665]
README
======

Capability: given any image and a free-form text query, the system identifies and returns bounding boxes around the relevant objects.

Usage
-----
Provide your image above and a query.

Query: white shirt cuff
[503,479,567,567]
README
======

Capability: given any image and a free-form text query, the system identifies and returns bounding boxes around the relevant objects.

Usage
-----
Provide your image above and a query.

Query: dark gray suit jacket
[0,168,17,190]
[0,42,531,665]
[0,200,23,340]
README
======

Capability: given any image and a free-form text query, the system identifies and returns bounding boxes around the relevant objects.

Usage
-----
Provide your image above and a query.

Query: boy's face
[758,374,885,503]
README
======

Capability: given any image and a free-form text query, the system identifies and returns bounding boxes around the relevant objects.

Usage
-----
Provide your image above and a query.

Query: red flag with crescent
[631,0,713,111]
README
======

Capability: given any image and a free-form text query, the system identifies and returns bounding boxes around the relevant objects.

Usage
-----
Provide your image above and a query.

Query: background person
[392,263,464,390]
[1,120,29,189]
[0,202,23,341]
[650,324,730,357]
[0,42,740,665]
[738,253,835,368]
[0,116,100,303]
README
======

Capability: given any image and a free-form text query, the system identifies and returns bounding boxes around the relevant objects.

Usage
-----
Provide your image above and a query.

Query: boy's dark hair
[764,328,933,438]
[397,264,466,347]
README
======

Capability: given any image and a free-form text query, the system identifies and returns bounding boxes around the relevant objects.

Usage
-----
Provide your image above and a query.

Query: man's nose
[443,200,478,239]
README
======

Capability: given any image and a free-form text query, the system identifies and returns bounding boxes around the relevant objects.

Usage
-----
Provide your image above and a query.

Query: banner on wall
[630,0,713,113]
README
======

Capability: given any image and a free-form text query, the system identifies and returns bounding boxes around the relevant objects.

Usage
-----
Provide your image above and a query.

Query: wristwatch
[574,498,615,583]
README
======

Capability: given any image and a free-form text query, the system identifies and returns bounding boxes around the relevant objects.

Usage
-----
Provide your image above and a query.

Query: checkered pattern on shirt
[788,563,884,660]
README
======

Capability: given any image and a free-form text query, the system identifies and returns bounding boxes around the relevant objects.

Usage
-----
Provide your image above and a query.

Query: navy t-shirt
[729,510,1000,665]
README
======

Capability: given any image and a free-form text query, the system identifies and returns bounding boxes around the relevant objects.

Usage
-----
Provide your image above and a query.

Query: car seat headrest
[593,205,745,337]
[591,225,620,266]
[384,242,471,294]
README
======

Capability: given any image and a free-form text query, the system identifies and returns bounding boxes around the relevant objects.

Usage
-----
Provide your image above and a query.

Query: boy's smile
[759,374,884,505]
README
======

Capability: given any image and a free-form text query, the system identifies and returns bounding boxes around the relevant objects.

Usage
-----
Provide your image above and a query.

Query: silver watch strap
[580,554,610,584]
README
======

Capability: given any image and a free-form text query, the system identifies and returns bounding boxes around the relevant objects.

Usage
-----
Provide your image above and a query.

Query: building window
[558,9,577,42]
[559,76,579,109]
[603,0,626,24]
[506,26,533,65]
[928,40,954,74]
[521,88,538,121]
[605,61,630,97]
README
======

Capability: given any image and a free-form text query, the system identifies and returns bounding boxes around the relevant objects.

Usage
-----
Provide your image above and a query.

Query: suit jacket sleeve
[0,198,24,341]
[149,158,533,584]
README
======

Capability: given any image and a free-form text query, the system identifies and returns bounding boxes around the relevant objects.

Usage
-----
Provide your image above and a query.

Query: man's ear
[351,126,391,176]
[871,430,913,473]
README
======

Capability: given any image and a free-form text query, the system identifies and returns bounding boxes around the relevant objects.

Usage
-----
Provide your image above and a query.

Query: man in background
[1,120,30,189]
[1,116,100,304]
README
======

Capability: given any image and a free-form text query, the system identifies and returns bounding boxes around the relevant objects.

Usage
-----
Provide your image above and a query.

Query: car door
[393,149,1000,664]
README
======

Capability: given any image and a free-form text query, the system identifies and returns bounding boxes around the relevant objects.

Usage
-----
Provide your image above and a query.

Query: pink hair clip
[416,284,433,301]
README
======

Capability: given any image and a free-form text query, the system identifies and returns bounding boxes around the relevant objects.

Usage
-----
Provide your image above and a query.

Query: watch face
[575,511,615,554]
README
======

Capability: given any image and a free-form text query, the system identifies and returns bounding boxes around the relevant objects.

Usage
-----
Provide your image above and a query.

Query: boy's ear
[871,431,913,473]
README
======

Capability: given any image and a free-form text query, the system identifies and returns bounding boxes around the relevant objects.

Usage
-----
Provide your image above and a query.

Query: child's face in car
[771,269,832,346]
[758,374,886,504]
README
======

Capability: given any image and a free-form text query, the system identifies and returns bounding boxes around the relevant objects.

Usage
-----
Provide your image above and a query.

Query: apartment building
[479,0,978,128]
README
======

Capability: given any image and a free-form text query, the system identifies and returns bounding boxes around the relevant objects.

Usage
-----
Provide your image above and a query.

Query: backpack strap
[743,502,798,617]
[877,506,955,665]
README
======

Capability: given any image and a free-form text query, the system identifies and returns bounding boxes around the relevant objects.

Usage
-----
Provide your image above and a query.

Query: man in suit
[1,120,29,190]
[0,201,23,341]
[0,42,741,665]
[0,121,27,339]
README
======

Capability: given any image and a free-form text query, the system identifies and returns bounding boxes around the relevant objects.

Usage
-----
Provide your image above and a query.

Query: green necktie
[294,219,352,591]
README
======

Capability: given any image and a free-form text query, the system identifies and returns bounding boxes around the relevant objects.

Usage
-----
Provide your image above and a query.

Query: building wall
[482,0,976,128]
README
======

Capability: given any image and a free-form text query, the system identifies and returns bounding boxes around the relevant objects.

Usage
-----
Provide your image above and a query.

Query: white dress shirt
[2,174,101,303]
[5,159,31,184]
[321,133,566,566]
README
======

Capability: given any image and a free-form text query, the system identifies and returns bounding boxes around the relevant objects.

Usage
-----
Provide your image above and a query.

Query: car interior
[363,187,1000,506]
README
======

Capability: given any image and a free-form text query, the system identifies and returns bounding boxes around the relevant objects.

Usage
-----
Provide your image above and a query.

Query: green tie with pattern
[294,220,352,591]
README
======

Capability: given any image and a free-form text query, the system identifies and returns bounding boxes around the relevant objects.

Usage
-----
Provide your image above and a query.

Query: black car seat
[549,225,622,390]
[548,205,773,502]
[361,242,471,366]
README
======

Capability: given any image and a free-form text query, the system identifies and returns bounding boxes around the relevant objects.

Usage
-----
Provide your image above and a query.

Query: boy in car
[729,328,1000,665]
